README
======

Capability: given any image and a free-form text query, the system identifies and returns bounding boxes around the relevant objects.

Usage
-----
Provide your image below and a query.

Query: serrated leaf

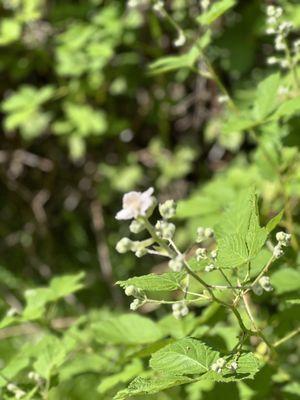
[253,73,280,120]
[117,271,185,292]
[92,314,164,345]
[215,188,267,269]
[150,338,219,375]
[114,375,193,399]
[197,0,236,25]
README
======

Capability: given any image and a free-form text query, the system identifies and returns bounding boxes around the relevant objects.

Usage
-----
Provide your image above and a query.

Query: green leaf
[114,375,193,399]
[215,188,267,269]
[253,73,280,120]
[271,268,300,294]
[271,96,300,120]
[92,314,164,345]
[33,336,67,379]
[22,272,85,320]
[266,210,284,233]
[197,0,236,25]
[149,46,201,75]
[117,271,185,292]
[97,359,143,394]
[150,338,219,375]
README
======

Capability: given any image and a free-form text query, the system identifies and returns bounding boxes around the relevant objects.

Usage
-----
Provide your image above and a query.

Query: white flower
[116,188,154,220]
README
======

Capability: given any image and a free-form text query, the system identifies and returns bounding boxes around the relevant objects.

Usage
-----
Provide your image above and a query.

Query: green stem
[273,327,300,348]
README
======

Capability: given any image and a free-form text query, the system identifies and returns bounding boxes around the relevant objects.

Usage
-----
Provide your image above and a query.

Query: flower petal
[115,208,135,220]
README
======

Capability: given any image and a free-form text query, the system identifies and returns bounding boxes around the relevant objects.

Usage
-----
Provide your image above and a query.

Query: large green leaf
[92,314,164,345]
[150,338,219,375]
[215,189,267,269]
[271,268,300,294]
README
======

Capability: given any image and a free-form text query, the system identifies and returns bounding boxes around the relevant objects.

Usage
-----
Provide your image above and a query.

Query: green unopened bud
[130,298,143,311]
[168,254,185,272]
[129,219,145,234]
[115,237,133,253]
[155,220,175,240]
[159,199,177,219]
[196,248,207,261]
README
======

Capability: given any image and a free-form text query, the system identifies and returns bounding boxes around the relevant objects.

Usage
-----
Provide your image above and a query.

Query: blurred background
[0,0,299,311]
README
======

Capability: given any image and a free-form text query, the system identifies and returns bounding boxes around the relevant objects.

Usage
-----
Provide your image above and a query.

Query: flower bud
[115,237,133,254]
[273,243,284,258]
[159,199,177,219]
[276,231,291,246]
[196,248,207,261]
[130,298,143,311]
[259,276,273,292]
[172,302,189,319]
[125,285,137,297]
[230,361,238,371]
[204,228,214,238]
[196,227,205,243]
[252,283,263,296]
[168,254,185,272]
[129,219,145,234]
[155,220,175,240]
[205,263,215,272]
[210,249,217,260]
[211,358,226,374]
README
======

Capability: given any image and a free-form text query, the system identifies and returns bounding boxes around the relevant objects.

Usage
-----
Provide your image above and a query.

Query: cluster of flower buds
[205,263,215,272]
[6,383,26,399]
[273,231,291,258]
[172,302,189,319]
[130,298,144,311]
[155,220,175,240]
[211,357,226,374]
[115,237,154,258]
[196,227,214,243]
[253,275,273,295]
[195,247,207,261]
[159,199,177,219]
[169,254,185,272]
[265,6,297,70]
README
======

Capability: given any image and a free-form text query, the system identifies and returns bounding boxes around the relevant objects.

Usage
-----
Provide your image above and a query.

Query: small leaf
[266,210,284,233]
[197,0,236,25]
[253,73,280,120]
[117,272,185,292]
